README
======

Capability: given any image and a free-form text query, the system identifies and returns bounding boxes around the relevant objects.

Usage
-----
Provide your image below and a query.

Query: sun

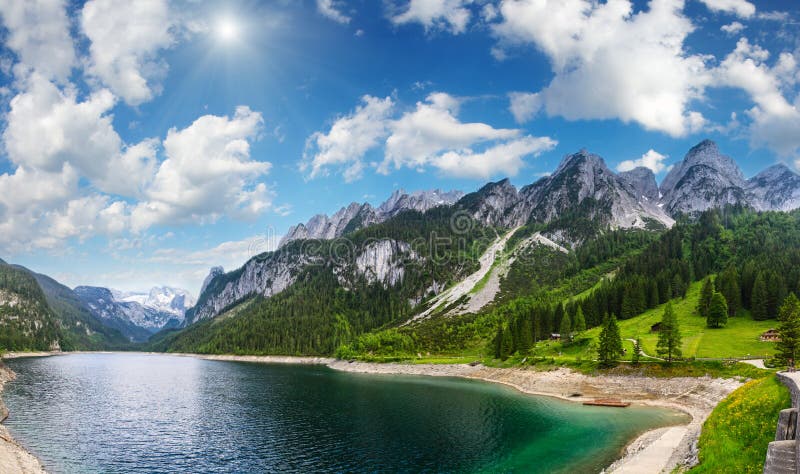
[215,17,239,43]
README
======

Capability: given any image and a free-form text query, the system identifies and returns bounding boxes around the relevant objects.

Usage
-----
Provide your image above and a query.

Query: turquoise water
[3,353,687,473]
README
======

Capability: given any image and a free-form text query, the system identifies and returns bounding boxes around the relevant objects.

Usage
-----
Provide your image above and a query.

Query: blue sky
[0,0,798,293]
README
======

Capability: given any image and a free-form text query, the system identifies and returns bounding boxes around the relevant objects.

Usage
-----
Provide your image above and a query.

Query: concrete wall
[765,372,800,473]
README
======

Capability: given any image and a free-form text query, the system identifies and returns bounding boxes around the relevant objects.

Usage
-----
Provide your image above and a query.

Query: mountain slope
[74,286,187,342]
[23,269,131,349]
[746,164,800,211]
[0,260,61,351]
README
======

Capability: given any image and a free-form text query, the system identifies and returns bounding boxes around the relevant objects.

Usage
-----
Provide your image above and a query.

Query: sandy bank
[0,363,46,474]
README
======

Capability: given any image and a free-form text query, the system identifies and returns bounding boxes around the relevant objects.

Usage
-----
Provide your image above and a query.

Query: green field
[537,281,777,361]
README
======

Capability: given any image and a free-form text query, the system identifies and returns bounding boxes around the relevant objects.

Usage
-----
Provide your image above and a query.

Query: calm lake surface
[3,353,687,473]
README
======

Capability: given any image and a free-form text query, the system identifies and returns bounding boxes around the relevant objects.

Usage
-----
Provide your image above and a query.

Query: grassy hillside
[536,281,776,362]
[691,375,790,473]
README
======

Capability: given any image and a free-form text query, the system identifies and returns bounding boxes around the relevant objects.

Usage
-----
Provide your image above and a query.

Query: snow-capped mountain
[114,286,196,317]
[75,286,194,341]
[279,189,464,247]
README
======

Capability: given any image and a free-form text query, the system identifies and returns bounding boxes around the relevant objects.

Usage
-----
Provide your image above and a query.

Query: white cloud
[698,0,756,18]
[390,0,473,34]
[317,0,351,24]
[80,0,176,105]
[508,91,541,123]
[132,106,271,230]
[721,21,745,35]
[0,0,75,82]
[433,136,557,179]
[303,95,395,182]
[3,73,157,197]
[616,149,671,174]
[714,38,800,157]
[381,92,520,173]
[305,92,556,180]
[492,0,710,137]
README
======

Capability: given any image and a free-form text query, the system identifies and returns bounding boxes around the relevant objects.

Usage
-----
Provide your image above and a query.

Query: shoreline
[0,362,46,474]
[1,351,746,473]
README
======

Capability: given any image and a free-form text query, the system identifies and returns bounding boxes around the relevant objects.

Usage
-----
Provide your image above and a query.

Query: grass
[690,375,790,473]
[538,281,777,362]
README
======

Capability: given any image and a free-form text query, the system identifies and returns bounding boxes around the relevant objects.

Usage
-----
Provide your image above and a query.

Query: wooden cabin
[760,329,781,342]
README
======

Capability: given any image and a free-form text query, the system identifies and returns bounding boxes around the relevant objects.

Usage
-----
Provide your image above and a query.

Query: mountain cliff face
[659,140,749,215]
[279,189,464,247]
[618,166,660,201]
[746,164,800,211]
[521,151,673,230]
[75,286,192,341]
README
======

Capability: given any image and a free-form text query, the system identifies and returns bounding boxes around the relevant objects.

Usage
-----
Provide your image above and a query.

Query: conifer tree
[698,276,714,318]
[656,302,682,362]
[598,315,623,368]
[751,273,769,321]
[718,266,741,317]
[573,306,586,333]
[631,338,641,366]
[707,292,729,328]
[560,311,572,343]
[778,293,800,368]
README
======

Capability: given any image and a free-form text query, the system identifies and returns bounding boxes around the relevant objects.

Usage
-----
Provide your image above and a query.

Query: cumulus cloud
[0,73,273,251]
[317,0,351,24]
[492,0,710,137]
[305,92,556,180]
[390,0,473,34]
[0,0,75,82]
[303,95,395,182]
[714,38,800,157]
[616,149,671,174]
[433,136,557,179]
[381,92,520,173]
[508,91,541,123]
[698,0,756,18]
[132,106,271,230]
[3,73,157,197]
[721,21,745,35]
[80,0,176,105]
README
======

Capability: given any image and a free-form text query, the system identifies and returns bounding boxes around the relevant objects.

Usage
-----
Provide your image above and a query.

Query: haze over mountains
[3,139,800,350]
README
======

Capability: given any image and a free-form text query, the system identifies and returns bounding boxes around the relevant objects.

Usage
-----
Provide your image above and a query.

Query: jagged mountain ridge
[189,140,800,327]
[75,286,193,341]
[278,189,464,247]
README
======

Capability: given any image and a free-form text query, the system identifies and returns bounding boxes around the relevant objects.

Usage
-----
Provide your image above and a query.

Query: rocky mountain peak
[618,166,660,201]
[747,163,800,211]
[200,266,225,295]
[659,139,748,215]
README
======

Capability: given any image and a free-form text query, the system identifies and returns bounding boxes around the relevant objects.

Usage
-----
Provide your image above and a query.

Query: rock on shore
[0,363,46,474]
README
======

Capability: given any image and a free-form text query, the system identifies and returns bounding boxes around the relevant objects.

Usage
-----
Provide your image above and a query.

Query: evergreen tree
[707,292,729,328]
[573,306,586,333]
[777,293,800,368]
[767,271,788,319]
[631,337,641,366]
[517,316,533,354]
[500,325,514,360]
[697,276,715,318]
[740,260,757,309]
[656,302,682,362]
[751,272,769,321]
[718,266,741,317]
[493,325,504,359]
[560,311,572,343]
[598,315,623,367]
[672,273,686,298]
